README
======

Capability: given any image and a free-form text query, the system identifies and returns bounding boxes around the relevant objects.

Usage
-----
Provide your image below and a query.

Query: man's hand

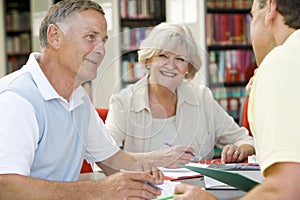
[129,159,164,185]
[173,183,216,200]
[95,171,162,199]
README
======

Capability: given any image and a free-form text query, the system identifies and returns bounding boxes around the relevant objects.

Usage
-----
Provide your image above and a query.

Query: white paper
[157,180,181,199]
[159,166,203,179]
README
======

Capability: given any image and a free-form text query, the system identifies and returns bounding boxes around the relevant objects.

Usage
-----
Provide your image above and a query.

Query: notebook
[179,163,262,192]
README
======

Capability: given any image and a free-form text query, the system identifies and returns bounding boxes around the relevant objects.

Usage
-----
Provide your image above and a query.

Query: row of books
[212,87,248,120]
[6,10,30,31]
[121,59,145,82]
[121,26,152,50]
[208,50,255,84]
[6,33,31,54]
[7,56,27,74]
[206,13,252,45]
[120,0,165,19]
[207,0,253,9]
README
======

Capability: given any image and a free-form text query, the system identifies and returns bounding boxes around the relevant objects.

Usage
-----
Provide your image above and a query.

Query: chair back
[80,108,109,173]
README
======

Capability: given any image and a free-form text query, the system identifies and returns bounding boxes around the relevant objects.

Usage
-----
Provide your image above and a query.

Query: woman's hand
[221,144,248,163]
[150,145,196,168]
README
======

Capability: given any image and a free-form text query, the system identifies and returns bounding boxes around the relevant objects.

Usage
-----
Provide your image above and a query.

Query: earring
[185,71,189,78]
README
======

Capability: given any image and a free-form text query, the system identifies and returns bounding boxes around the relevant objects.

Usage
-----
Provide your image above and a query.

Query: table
[78,171,246,200]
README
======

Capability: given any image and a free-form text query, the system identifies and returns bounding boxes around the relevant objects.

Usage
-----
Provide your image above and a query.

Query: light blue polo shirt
[0,53,119,181]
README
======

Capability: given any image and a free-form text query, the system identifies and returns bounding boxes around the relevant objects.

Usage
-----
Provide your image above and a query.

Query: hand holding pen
[147,142,199,168]
[96,169,162,200]
[115,169,162,199]
[164,142,201,161]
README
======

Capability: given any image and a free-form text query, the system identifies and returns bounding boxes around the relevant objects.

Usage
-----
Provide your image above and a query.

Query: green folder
[178,164,260,192]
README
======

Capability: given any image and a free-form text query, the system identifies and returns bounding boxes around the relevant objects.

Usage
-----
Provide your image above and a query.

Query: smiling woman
[105,22,255,169]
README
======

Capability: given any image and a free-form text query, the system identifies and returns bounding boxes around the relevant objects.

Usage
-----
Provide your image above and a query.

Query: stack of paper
[158,166,203,180]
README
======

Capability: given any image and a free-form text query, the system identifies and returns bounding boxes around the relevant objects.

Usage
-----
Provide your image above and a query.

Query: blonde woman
[106,23,255,168]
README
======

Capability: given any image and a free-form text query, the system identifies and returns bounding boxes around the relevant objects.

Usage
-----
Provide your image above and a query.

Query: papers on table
[159,162,264,192]
[182,163,264,191]
[158,166,204,180]
[204,170,263,190]
[156,180,181,199]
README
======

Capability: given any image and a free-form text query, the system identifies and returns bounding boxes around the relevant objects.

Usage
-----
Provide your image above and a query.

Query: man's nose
[93,41,105,56]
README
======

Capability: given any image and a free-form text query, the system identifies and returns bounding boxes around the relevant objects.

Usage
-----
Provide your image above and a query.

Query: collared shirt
[106,75,253,160]
[248,29,300,175]
[0,53,119,181]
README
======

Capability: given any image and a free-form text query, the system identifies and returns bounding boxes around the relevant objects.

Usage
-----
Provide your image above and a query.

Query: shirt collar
[24,52,85,111]
[130,76,200,112]
[283,29,300,46]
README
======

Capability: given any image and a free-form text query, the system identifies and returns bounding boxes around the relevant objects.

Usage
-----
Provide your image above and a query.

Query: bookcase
[4,0,31,74]
[119,0,166,88]
[205,0,256,122]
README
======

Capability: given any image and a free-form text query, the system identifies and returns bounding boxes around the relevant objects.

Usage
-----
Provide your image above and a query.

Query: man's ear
[265,0,277,26]
[47,24,62,49]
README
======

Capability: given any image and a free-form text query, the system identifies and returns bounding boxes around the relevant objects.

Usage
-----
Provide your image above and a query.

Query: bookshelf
[119,0,166,88]
[205,0,257,122]
[4,0,31,74]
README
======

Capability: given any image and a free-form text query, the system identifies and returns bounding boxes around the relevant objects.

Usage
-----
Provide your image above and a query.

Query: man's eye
[87,35,95,41]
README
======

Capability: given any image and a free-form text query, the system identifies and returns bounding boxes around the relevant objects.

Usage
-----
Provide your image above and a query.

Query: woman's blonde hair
[138,23,202,80]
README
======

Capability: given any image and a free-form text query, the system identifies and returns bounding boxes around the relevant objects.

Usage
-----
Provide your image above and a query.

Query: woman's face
[148,51,190,92]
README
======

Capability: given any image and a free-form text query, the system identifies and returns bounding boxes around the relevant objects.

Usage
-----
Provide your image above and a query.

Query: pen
[154,194,177,200]
[120,169,163,190]
[163,141,201,160]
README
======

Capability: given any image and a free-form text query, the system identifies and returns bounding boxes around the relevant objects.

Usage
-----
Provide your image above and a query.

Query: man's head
[39,0,105,50]
[250,0,299,65]
[39,0,108,85]
[275,0,300,29]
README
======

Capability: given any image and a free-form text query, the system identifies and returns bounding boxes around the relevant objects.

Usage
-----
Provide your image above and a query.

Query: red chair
[80,108,109,173]
[95,107,109,123]
[241,96,252,137]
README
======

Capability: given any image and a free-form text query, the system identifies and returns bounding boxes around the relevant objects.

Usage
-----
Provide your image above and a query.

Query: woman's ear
[265,0,277,26]
[145,58,150,65]
[47,24,63,49]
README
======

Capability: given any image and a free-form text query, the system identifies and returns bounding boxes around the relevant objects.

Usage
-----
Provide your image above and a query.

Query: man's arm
[96,150,137,175]
[0,174,98,199]
[96,150,164,184]
[240,162,300,200]
[0,170,162,199]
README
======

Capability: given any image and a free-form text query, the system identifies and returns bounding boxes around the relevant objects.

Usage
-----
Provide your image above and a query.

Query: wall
[30,0,53,52]
[93,0,121,108]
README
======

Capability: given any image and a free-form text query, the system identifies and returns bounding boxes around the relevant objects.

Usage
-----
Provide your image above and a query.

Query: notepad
[179,163,262,192]
[159,167,203,180]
